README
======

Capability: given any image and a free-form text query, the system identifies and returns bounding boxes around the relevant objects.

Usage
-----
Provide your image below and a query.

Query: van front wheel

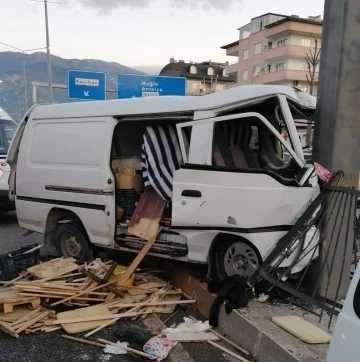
[55,223,90,264]
[214,239,260,281]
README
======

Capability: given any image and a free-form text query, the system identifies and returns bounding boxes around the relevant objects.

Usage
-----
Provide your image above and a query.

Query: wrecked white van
[7,85,319,280]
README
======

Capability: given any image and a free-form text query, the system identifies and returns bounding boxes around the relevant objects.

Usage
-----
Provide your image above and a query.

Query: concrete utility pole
[312,0,360,299]
[44,0,54,103]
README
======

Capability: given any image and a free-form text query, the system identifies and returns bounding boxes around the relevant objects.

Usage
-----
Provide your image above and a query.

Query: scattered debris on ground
[0,254,253,361]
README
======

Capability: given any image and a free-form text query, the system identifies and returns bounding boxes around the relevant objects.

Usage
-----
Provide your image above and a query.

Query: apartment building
[159,59,236,96]
[221,13,323,95]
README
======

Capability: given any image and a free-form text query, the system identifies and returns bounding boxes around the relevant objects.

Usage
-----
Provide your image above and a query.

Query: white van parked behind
[0,107,17,212]
[326,261,360,361]
[7,85,320,280]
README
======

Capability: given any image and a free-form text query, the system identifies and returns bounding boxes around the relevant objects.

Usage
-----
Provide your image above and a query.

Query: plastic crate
[117,189,140,215]
[0,244,41,281]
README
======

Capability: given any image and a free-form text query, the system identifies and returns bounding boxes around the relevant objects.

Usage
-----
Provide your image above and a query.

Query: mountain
[132,65,163,75]
[0,51,146,121]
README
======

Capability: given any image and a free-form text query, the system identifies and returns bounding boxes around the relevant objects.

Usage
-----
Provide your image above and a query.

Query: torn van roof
[31,85,316,120]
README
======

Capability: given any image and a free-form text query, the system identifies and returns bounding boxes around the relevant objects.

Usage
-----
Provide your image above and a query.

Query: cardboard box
[115,166,144,193]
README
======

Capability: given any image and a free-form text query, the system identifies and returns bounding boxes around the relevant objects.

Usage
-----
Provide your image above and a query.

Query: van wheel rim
[61,235,83,258]
[224,242,259,278]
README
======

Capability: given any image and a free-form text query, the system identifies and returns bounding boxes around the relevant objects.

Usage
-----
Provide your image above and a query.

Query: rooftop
[159,60,236,82]
[266,15,323,28]
[221,40,239,50]
[31,85,316,121]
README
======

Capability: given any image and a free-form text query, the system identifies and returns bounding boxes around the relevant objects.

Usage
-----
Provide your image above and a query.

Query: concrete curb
[218,307,299,362]
[218,306,328,362]
[166,266,327,362]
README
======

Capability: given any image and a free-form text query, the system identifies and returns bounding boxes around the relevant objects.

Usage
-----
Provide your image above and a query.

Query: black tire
[54,223,90,264]
[214,237,261,281]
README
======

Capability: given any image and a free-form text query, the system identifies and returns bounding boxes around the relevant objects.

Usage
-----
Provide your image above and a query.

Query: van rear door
[7,105,36,201]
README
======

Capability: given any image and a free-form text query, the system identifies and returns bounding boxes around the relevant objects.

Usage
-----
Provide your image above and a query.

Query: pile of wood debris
[0,256,195,339]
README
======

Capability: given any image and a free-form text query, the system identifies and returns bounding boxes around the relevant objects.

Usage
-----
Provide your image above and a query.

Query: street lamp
[0,41,47,110]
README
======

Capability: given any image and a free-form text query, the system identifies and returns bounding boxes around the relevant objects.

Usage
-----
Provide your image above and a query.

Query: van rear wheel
[55,223,90,264]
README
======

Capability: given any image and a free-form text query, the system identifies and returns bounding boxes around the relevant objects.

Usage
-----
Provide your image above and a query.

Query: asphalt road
[0,212,236,362]
[0,212,46,254]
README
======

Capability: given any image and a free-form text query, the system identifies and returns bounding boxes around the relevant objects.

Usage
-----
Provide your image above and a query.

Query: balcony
[225,43,239,57]
[265,21,322,38]
[264,44,315,61]
[262,69,316,83]
[226,62,238,75]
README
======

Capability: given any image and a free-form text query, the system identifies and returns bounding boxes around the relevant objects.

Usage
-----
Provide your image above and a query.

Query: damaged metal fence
[250,172,360,329]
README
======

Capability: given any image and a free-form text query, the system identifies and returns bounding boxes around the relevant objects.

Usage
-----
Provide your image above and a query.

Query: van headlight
[0,169,3,179]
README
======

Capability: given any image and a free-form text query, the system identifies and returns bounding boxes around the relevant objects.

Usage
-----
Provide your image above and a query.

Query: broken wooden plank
[52,311,147,325]
[84,306,139,338]
[27,258,79,280]
[209,328,250,356]
[166,332,220,342]
[15,311,50,334]
[207,340,249,362]
[1,272,30,287]
[109,299,195,310]
[62,334,106,348]
[98,338,153,359]
[105,227,162,303]
[51,277,121,306]
[56,305,113,334]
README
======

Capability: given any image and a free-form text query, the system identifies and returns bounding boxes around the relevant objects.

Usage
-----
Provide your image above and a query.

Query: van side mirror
[296,163,315,186]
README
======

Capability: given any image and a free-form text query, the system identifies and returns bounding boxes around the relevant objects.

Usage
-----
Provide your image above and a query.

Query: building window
[192,82,198,89]
[253,65,261,76]
[302,38,311,47]
[254,43,261,55]
[268,42,272,50]
[243,49,249,60]
[208,67,214,76]
[275,62,284,71]
[277,38,288,47]
[242,70,248,81]
[267,64,271,73]
[190,65,197,74]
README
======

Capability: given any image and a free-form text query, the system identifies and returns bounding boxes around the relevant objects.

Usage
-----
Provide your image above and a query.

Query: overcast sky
[0,0,325,68]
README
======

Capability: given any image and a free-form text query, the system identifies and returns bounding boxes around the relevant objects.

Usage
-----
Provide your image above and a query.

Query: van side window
[212,120,261,169]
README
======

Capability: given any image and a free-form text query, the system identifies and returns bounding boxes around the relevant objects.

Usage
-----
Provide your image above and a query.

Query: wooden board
[153,293,182,313]
[127,282,166,296]
[56,305,113,334]
[272,316,331,344]
[0,306,33,322]
[128,218,161,240]
[27,258,78,279]
[0,288,19,303]
[105,229,162,303]
[166,332,219,342]
[136,276,166,286]
[121,293,147,303]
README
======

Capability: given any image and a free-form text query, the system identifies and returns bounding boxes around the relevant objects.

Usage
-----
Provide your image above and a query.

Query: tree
[251,64,265,84]
[305,38,321,147]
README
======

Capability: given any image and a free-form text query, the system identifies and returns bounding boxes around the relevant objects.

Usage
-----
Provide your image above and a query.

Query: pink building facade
[222,13,323,95]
